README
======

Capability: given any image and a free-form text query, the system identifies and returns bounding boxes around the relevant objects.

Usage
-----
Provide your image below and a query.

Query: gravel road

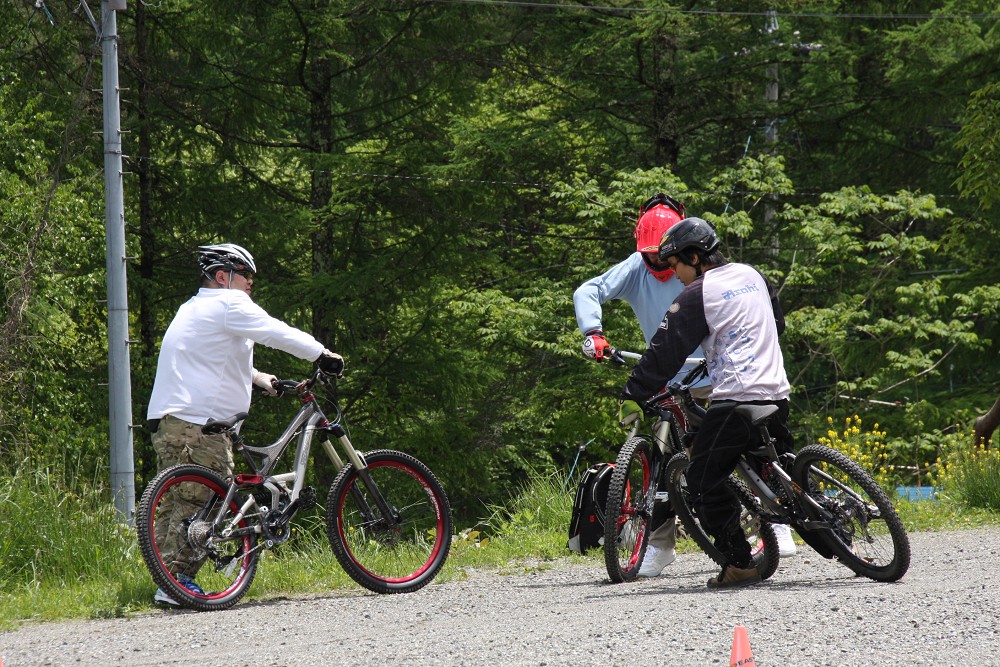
[1,526,998,667]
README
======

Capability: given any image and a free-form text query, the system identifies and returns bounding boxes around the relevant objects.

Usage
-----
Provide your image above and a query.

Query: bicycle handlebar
[273,379,303,394]
[264,365,344,396]
[606,347,709,416]
[607,347,702,368]
[611,349,642,362]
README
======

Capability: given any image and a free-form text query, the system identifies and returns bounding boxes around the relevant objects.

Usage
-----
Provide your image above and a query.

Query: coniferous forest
[3,0,1000,519]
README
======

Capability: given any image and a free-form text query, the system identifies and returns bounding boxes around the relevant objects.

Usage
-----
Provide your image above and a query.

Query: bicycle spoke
[327,450,452,593]
[137,465,261,611]
[793,444,910,582]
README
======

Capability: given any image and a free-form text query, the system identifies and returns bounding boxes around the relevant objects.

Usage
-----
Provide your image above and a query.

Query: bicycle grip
[271,379,299,394]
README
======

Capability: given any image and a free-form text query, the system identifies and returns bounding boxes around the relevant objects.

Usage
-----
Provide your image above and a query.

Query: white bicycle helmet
[198,243,257,276]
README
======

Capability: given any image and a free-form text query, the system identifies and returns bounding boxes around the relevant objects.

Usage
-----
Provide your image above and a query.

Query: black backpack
[567,462,615,553]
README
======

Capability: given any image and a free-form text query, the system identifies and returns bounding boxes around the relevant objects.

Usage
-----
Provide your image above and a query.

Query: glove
[582,331,611,360]
[618,399,642,428]
[252,371,278,396]
[316,349,345,377]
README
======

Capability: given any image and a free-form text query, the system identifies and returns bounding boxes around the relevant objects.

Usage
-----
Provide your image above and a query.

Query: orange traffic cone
[730,625,757,667]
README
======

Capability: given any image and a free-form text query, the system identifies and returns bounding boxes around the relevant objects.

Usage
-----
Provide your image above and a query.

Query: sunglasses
[232,268,254,279]
[639,193,686,218]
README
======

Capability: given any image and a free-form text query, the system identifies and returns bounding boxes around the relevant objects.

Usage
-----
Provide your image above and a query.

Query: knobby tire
[603,437,653,583]
[326,449,453,594]
[792,444,910,582]
[136,464,260,612]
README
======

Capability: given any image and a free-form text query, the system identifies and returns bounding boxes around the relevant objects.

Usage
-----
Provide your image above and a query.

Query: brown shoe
[707,564,762,589]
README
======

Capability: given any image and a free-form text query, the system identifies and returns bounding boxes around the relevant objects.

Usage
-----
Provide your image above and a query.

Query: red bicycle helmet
[634,193,686,281]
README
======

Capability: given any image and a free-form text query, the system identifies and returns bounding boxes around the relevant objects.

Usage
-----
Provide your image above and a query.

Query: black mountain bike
[136,367,453,611]
[665,368,911,582]
[602,350,780,582]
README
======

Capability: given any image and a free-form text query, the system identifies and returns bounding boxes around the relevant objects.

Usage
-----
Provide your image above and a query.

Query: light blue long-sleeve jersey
[573,252,710,388]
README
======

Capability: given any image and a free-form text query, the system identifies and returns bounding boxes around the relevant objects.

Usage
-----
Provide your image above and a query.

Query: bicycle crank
[262,509,293,545]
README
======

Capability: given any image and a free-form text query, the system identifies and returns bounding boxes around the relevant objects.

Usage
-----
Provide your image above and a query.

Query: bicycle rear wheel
[326,449,452,593]
[136,464,260,612]
[603,437,653,583]
[792,444,910,582]
[665,453,779,580]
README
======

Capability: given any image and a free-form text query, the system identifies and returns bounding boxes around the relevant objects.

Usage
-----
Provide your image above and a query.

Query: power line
[124,154,966,201]
[429,0,1000,21]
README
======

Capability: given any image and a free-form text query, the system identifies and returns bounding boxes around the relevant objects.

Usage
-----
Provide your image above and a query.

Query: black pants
[686,399,791,568]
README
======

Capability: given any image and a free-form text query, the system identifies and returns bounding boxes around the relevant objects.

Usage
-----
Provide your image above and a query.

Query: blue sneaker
[154,575,206,606]
[177,574,206,596]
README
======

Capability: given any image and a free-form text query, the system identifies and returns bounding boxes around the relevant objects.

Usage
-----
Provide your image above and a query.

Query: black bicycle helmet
[198,243,257,276]
[657,217,720,261]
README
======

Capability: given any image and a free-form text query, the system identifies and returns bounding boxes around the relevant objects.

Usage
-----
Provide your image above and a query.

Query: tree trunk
[307,50,335,348]
[973,394,1000,447]
[131,1,158,483]
[651,32,679,168]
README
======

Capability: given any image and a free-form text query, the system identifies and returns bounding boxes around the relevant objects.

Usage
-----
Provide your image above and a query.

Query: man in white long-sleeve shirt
[573,193,712,578]
[146,242,344,605]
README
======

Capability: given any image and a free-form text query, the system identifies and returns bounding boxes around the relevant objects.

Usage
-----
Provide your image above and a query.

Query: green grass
[0,463,997,629]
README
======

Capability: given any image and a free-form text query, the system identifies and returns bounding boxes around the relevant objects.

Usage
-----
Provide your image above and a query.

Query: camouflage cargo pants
[151,414,234,578]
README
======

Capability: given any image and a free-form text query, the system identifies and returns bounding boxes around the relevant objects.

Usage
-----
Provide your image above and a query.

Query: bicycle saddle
[202,412,250,434]
[734,404,779,426]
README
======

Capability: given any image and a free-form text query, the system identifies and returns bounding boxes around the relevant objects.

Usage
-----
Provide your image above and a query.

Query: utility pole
[761,10,822,248]
[98,0,135,522]
[764,10,780,145]
[763,10,779,236]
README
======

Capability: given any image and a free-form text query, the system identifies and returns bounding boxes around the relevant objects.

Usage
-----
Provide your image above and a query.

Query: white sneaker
[773,524,797,557]
[153,587,179,606]
[638,545,676,577]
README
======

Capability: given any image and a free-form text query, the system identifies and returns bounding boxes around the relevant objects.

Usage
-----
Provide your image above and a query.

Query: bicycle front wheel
[603,437,653,583]
[792,444,910,582]
[326,449,452,594]
[136,464,260,612]
[665,453,779,580]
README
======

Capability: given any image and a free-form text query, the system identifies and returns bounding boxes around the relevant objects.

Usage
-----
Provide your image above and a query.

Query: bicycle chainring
[815,493,858,546]
[262,509,292,545]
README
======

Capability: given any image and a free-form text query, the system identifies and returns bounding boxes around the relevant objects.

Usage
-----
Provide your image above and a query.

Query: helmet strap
[683,251,704,277]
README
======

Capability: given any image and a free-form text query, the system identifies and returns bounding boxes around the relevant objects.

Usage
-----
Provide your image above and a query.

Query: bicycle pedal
[299,486,317,511]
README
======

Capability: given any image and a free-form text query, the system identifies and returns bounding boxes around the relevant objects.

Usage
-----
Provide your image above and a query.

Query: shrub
[816,415,894,488]
[934,439,1000,511]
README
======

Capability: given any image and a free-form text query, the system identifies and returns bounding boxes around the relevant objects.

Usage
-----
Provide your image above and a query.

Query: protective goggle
[639,193,686,218]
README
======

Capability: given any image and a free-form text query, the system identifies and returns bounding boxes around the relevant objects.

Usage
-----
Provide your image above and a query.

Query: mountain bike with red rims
[136,367,453,611]
[601,350,779,583]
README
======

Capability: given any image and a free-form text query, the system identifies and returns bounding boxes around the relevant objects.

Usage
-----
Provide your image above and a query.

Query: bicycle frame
[617,351,709,516]
[615,349,704,458]
[731,416,874,532]
[207,372,392,547]
[624,407,681,459]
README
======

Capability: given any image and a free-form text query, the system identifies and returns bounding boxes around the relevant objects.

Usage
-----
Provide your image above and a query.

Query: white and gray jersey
[623,262,790,402]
